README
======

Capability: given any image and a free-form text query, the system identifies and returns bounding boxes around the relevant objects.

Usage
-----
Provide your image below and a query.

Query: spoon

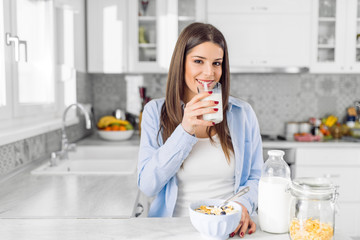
[219,186,250,208]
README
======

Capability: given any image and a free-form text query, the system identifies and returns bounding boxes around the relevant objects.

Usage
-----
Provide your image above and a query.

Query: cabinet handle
[323,174,340,178]
[5,33,20,62]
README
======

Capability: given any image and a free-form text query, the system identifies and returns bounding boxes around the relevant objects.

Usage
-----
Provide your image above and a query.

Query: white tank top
[173,134,235,217]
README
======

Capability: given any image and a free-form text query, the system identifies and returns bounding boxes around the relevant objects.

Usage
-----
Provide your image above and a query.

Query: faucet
[50,103,92,166]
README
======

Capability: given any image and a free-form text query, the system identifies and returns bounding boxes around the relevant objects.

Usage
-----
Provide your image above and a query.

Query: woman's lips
[196,79,214,85]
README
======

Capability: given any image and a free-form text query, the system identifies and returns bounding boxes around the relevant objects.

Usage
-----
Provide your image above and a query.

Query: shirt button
[236,170,240,174]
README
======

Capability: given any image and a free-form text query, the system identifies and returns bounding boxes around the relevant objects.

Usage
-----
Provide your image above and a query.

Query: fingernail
[248,230,252,235]
[214,101,219,104]
[214,108,218,112]
[208,91,213,94]
[240,232,244,237]
[212,122,215,125]
[229,232,235,238]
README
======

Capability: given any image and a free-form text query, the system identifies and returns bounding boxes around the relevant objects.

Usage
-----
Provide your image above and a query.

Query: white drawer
[294,166,360,202]
[296,148,360,166]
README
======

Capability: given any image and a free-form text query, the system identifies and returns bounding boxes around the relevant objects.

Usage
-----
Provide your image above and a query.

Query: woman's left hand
[231,202,256,238]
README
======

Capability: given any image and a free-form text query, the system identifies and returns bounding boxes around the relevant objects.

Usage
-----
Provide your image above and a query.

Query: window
[0,0,11,120]
[0,0,78,145]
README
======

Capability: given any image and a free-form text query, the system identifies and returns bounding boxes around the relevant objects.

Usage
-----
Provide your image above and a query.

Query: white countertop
[0,134,356,239]
[262,139,360,149]
[0,161,139,218]
[0,217,351,240]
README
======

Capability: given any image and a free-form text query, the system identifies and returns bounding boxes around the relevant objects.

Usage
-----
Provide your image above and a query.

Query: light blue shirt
[137,96,263,217]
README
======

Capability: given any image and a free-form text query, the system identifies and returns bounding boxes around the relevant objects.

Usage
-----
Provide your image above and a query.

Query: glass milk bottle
[258,150,291,233]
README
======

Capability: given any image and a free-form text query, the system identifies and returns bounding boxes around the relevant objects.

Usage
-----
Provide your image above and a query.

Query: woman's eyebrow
[191,55,223,61]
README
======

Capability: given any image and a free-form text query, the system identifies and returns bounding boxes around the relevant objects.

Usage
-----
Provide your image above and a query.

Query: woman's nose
[203,62,214,76]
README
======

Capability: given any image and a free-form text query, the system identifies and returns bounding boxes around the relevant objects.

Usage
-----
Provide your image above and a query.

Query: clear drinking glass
[198,82,223,124]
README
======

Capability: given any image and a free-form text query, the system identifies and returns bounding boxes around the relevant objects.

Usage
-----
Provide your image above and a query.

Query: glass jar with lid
[288,177,338,240]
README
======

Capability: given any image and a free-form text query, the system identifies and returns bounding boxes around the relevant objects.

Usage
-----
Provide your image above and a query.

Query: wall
[1,72,359,176]
[92,73,360,136]
[0,72,93,178]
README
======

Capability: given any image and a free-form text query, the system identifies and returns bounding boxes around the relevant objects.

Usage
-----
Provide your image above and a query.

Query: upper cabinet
[127,0,206,73]
[87,0,128,73]
[87,0,205,73]
[206,0,312,72]
[311,0,360,73]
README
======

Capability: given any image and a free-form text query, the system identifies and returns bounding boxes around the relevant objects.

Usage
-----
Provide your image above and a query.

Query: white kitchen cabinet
[128,0,206,73]
[87,0,128,73]
[310,0,360,73]
[206,0,312,72]
[294,147,360,238]
[55,0,86,73]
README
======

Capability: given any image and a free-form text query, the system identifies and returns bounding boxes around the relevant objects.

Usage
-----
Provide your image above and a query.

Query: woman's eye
[213,62,221,66]
[194,59,202,64]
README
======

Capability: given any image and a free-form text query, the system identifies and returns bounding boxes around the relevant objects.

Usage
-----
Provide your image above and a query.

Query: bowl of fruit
[97,116,134,141]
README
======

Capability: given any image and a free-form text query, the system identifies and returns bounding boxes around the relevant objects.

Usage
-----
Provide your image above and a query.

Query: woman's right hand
[181,91,219,135]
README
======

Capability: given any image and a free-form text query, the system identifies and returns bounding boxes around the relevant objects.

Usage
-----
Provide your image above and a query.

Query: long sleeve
[137,100,198,197]
[230,100,263,215]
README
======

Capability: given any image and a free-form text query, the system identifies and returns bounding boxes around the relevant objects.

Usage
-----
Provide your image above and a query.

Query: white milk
[258,176,291,233]
[202,93,223,124]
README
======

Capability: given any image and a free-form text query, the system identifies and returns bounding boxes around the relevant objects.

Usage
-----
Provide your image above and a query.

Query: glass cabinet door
[356,0,360,63]
[138,0,157,62]
[317,0,337,63]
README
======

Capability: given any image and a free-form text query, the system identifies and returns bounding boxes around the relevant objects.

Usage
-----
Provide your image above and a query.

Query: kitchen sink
[31,145,139,175]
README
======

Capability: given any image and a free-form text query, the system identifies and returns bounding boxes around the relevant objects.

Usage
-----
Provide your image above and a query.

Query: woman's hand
[230,203,256,238]
[181,91,219,135]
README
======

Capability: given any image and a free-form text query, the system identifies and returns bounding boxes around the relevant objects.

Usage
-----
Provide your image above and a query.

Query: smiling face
[183,41,224,103]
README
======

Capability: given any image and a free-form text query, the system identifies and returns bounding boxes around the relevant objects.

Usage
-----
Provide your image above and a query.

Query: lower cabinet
[294,147,360,238]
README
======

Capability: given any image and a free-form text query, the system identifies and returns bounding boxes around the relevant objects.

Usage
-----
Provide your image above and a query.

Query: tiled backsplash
[92,73,360,136]
[0,72,93,177]
[1,72,360,176]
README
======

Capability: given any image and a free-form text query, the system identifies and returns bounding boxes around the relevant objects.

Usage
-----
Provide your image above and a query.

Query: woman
[137,22,263,238]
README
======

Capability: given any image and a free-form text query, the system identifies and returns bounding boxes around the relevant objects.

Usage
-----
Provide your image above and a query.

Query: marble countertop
[0,160,140,219]
[0,217,351,240]
[262,139,360,149]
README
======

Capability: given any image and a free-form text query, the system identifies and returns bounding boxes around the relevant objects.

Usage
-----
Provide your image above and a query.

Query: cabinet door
[208,14,311,70]
[311,0,360,73]
[345,0,360,72]
[87,0,127,73]
[128,0,206,73]
[335,202,360,237]
[128,0,167,73]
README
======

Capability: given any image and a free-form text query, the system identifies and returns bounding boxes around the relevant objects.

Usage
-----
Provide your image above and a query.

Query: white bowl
[97,130,134,141]
[189,199,242,240]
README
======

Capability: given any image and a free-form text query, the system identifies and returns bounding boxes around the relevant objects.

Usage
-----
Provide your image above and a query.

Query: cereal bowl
[189,199,242,240]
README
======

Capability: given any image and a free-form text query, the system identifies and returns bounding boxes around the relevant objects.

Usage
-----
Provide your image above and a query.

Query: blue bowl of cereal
[189,199,242,240]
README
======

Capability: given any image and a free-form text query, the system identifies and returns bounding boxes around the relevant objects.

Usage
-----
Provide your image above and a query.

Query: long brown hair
[159,22,234,162]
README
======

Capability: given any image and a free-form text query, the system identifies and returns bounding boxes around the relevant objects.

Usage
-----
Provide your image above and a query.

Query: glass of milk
[198,82,223,124]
